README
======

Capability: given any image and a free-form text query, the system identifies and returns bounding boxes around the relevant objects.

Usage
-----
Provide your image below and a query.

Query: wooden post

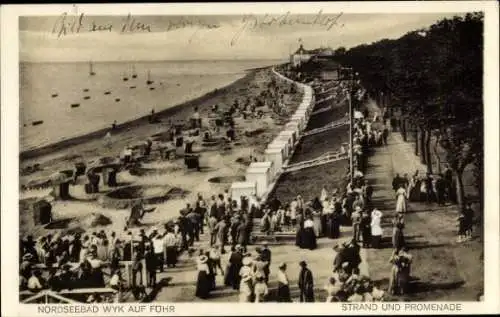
[141,259,147,286]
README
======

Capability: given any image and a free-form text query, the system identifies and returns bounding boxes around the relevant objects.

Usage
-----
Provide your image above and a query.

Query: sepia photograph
[1,2,499,315]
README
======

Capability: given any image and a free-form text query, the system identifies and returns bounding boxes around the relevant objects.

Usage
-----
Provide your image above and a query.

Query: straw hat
[198,255,208,264]
[372,209,382,218]
[22,253,34,261]
[355,206,362,212]
[242,257,252,266]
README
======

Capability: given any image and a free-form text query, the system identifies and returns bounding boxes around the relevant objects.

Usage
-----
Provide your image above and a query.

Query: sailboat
[146,70,154,85]
[89,61,96,76]
[122,71,129,81]
[131,65,137,79]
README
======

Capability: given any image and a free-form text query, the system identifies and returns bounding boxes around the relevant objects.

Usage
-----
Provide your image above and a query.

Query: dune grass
[269,159,349,203]
[290,125,349,164]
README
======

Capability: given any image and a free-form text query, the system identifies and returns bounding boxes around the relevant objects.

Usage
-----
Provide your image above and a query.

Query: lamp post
[348,80,354,184]
[341,67,356,184]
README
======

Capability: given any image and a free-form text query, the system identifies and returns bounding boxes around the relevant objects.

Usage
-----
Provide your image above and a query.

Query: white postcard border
[2,2,499,316]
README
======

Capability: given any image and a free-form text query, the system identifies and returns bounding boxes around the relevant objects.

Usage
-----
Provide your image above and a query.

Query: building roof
[294,44,312,55]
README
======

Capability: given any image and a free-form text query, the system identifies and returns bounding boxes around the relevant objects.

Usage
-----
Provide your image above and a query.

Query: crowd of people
[18,69,441,304]
[391,165,476,243]
[192,237,387,302]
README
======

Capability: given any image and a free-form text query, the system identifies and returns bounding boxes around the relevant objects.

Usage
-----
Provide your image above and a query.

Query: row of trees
[331,13,484,212]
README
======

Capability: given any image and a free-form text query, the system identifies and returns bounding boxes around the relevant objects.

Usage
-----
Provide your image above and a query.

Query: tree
[330,12,484,212]
[334,46,346,57]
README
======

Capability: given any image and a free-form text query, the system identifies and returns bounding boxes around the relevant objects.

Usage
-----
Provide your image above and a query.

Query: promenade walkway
[150,226,361,302]
[150,97,482,303]
[362,99,483,301]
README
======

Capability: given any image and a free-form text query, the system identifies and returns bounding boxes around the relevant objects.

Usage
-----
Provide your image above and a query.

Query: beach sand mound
[79,213,113,228]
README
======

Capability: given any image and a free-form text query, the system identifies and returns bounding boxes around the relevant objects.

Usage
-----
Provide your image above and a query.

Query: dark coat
[298,268,314,302]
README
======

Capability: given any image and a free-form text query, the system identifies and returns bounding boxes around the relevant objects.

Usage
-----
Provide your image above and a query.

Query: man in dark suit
[425,173,435,203]
[260,243,272,283]
[186,209,201,243]
[435,174,446,206]
[298,261,314,302]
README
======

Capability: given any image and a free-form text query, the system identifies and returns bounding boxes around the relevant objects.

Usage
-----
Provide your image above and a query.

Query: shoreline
[20,70,258,161]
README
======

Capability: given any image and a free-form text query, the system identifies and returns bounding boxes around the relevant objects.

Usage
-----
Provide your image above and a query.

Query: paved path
[149,226,361,303]
[361,99,482,301]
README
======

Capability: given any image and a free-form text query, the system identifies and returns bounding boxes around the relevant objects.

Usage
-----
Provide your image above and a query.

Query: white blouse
[304,219,314,228]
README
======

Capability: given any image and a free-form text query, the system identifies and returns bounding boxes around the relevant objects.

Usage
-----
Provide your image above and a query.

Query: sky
[19,13,462,62]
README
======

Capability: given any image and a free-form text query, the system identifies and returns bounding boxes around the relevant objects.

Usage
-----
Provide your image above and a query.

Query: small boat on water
[89,61,96,76]
[51,93,58,98]
[32,120,44,126]
[132,65,137,79]
[71,103,80,108]
[146,70,154,85]
[83,88,89,92]
[149,87,155,90]
[83,96,91,100]
[129,86,136,89]
[115,98,121,102]
[104,91,111,95]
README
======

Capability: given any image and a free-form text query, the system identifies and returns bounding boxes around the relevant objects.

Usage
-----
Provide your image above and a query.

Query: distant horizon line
[20,58,289,64]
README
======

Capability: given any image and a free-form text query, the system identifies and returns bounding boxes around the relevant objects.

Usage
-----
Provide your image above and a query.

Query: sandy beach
[19,67,302,239]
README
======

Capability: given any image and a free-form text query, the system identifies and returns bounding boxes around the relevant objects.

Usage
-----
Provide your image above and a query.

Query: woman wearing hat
[351,206,362,243]
[239,256,254,287]
[395,184,408,213]
[253,255,269,285]
[301,215,317,250]
[388,249,401,295]
[276,263,291,302]
[370,209,383,249]
[225,245,243,290]
[391,213,405,251]
[195,255,211,299]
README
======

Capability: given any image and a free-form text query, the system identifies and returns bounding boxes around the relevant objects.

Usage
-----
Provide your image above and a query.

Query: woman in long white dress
[370,209,383,249]
[320,187,328,203]
[238,274,253,302]
[395,185,407,213]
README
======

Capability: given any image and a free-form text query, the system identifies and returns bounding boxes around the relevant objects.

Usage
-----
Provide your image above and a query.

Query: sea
[19,59,283,152]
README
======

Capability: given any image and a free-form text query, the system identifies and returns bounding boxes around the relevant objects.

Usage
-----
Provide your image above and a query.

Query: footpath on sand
[363,100,483,301]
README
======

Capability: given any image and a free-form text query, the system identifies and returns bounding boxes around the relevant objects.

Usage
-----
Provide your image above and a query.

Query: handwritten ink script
[52,13,153,38]
[51,9,343,46]
[231,11,344,46]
